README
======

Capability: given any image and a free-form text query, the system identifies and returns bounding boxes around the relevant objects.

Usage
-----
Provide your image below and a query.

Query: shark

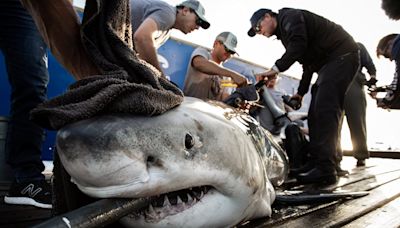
[55,97,289,227]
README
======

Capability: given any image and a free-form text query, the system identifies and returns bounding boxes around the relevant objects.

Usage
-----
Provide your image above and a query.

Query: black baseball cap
[247,9,272,37]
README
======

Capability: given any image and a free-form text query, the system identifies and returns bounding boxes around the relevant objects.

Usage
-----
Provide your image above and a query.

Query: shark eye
[185,133,195,149]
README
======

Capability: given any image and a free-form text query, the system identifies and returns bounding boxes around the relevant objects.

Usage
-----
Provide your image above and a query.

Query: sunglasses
[195,17,203,27]
[189,9,203,27]
[218,41,235,55]
[254,16,265,33]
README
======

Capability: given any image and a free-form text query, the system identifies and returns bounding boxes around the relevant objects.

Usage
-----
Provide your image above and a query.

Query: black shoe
[4,179,52,209]
[290,162,314,176]
[336,166,349,177]
[356,159,366,167]
[296,167,337,185]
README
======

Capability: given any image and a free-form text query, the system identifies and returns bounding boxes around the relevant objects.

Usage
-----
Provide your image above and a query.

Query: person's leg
[335,110,349,176]
[297,53,359,184]
[344,74,369,165]
[284,123,309,170]
[0,0,51,209]
[336,110,344,162]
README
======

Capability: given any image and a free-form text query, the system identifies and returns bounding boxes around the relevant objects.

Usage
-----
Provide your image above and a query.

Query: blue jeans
[0,0,49,182]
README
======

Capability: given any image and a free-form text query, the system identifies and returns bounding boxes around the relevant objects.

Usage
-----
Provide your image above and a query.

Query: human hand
[368,91,377,99]
[376,98,389,109]
[365,77,378,87]
[255,69,278,81]
[288,94,303,110]
[234,76,248,87]
[300,127,309,135]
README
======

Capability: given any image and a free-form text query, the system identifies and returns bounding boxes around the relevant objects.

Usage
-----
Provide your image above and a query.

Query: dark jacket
[273,8,358,96]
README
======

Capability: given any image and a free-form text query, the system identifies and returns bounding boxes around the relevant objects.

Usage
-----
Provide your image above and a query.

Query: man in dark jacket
[248,8,360,184]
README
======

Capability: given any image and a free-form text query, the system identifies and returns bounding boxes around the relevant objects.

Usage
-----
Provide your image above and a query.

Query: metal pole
[33,198,150,228]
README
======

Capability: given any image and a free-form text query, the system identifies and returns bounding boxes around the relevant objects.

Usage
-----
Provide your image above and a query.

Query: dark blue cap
[248,8,272,37]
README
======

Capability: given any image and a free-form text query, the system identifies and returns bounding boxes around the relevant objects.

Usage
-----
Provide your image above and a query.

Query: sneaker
[4,180,52,209]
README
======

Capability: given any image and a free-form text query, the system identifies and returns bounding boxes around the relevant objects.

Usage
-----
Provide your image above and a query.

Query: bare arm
[21,0,100,80]
[133,18,164,75]
[191,56,248,87]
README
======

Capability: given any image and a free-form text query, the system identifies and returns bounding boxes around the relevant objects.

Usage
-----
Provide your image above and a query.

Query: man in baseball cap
[183,31,248,101]
[130,0,210,76]
[247,7,360,185]
[177,0,210,29]
[247,8,274,37]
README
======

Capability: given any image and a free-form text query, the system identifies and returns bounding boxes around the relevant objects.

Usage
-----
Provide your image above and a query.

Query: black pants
[307,52,360,172]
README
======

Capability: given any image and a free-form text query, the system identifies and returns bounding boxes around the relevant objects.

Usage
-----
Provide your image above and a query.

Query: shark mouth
[130,186,213,223]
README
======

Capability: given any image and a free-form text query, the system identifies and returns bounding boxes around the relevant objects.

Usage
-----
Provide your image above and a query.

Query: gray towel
[31,0,183,130]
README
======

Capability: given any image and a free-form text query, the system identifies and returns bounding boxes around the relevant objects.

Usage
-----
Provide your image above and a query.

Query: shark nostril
[147,156,155,163]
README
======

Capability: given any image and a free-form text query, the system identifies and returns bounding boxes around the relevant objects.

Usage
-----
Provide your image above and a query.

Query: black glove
[365,78,378,87]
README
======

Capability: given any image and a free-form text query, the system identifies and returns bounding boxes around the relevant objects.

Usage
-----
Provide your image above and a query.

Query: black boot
[296,167,337,185]
[335,165,349,177]
[356,159,366,167]
[290,162,314,176]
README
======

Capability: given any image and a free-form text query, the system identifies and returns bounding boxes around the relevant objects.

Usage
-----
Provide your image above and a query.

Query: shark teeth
[134,186,212,222]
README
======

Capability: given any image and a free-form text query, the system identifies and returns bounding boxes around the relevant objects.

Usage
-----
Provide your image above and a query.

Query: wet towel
[30,0,183,130]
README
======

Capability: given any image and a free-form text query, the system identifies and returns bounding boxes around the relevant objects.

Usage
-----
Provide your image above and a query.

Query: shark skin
[56,97,289,228]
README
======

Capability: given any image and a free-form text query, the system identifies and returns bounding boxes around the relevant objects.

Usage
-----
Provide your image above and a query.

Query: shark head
[56,97,288,227]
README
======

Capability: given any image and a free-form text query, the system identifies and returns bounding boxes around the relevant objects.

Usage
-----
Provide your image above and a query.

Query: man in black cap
[248,8,360,184]
[131,0,210,75]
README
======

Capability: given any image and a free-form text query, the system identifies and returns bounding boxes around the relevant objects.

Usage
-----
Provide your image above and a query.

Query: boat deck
[240,155,400,227]
[1,155,400,227]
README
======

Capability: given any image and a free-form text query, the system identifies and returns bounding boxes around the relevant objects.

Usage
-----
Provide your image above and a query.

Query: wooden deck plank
[342,195,400,228]
[264,175,400,227]
[240,158,400,227]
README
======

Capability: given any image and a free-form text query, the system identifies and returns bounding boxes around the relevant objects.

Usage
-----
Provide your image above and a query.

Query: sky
[74,0,400,151]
